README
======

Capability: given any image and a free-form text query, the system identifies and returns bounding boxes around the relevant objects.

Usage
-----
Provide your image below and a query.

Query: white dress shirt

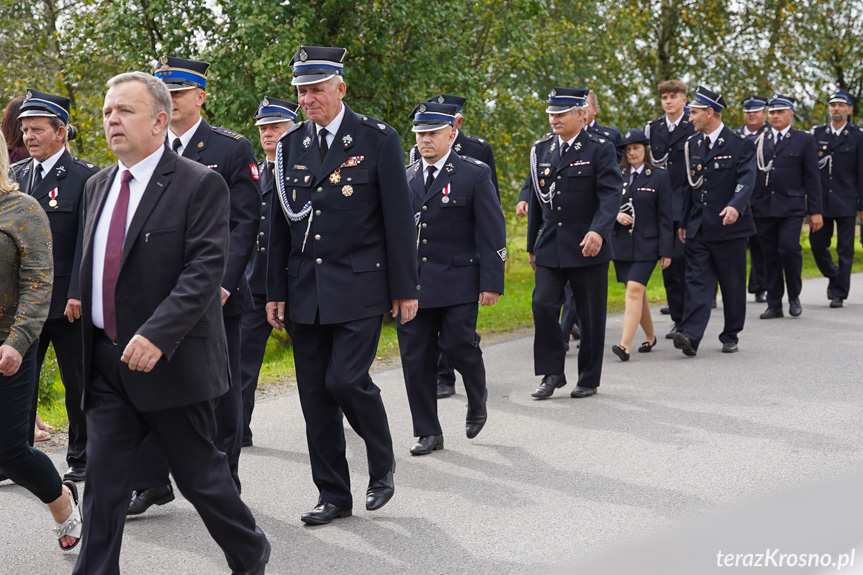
[421,150,452,183]
[705,123,726,148]
[91,145,165,329]
[315,103,346,149]
[771,125,791,143]
[32,147,65,188]
[832,122,848,137]
[168,117,203,156]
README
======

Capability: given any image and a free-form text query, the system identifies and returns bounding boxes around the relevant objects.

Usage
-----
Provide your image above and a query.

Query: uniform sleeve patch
[497,247,507,262]
[250,164,260,180]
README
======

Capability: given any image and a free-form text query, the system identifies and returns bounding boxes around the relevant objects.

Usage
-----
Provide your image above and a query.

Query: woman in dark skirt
[610,129,674,360]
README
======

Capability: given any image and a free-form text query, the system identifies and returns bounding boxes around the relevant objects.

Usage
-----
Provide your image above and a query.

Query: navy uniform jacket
[523,129,621,268]
[611,166,674,261]
[406,153,506,308]
[268,104,419,325]
[680,126,757,241]
[410,130,499,199]
[645,116,695,221]
[12,150,99,319]
[180,120,260,315]
[588,121,623,161]
[733,123,770,141]
[810,123,863,217]
[750,129,822,218]
[246,159,274,295]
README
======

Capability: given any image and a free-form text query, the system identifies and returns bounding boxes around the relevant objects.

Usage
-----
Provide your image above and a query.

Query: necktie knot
[425,165,437,191]
[121,169,133,184]
[561,142,569,157]
[172,138,182,153]
[319,128,329,160]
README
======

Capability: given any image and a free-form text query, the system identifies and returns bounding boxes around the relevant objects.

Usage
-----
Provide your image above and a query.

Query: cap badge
[419,103,426,114]
[262,97,270,107]
[342,134,353,147]
[342,185,354,197]
[625,133,630,139]
[550,88,557,97]
[25,91,32,101]
[302,136,311,149]
[299,48,308,62]
[437,95,445,104]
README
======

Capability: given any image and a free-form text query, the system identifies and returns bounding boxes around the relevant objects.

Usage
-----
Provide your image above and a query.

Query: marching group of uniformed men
[7,42,861,573]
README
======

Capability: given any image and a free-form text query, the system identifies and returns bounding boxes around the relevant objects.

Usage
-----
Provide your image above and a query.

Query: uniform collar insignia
[717,137,725,147]
[445,162,454,173]
[413,162,420,172]
[453,143,462,152]
[645,168,651,175]
[574,142,582,151]
[549,141,556,152]
[55,165,66,177]
[302,136,311,149]
[342,134,353,147]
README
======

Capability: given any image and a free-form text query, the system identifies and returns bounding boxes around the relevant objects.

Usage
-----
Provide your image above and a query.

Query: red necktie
[102,170,133,341]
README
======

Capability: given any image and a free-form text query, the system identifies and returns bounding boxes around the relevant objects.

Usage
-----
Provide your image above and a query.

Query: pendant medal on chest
[48,188,59,207]
[441,183,451,204]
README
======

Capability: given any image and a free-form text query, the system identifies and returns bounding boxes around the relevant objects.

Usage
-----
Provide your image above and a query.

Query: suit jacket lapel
[668,120,690,147]
[121,152,175,266]
[422,154,457,204]
[773,130,790,157]
[33,150,71,200]
[408,163,426,207]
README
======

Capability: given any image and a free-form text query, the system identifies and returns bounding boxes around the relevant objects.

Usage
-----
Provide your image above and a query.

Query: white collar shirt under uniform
[32,147,65,188]
[421,150,452,182]
[315,103,346,149]
[169,116,203,156]
[91,145,165,329]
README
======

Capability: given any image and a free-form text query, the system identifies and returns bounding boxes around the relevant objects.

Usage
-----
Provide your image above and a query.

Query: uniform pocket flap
[284,171,315,187]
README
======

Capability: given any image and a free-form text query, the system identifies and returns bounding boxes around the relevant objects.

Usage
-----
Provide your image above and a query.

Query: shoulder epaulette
[359,115,392,134]
[73,157,100,171]
[279,120,306,142]
[212,126,249,141]
[533,133,554,146]
[461,154,487,167]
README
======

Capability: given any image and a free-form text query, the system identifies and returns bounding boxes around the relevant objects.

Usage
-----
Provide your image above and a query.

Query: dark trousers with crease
[71,331,266,575]
[678,234,748,351]
[398,303,485,437]
[810,216,856,300]
[755,216,804,309]
[240,294,282,440]
[747,235,767,294]
[533,263,608,389]
[662,220,686,323]
[292,314,394,510]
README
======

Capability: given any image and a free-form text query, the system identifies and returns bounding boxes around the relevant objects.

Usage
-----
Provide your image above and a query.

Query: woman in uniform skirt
[610,129,674,360]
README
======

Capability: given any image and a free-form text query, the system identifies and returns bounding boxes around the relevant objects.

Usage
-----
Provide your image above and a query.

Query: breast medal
[342,185,354,197]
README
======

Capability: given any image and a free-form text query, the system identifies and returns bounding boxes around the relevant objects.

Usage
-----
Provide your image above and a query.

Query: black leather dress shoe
[466,390,488,439]
[759,307,783,319]
[366,465,395,511]
[755,291,767,303]
[830,297,844,308]
[665,322,678,339]
[672,332,697,356]
[233,537,271,575]
[0,472,8,482]
[63,467,86,482]
[660,306,670,315]
[531,374,566,399]
[242,435,253,448]
[436,382,455,399]
[410,435,444,455]
[301,502,352,525]
[563,339,570,352]
[570,386,597,398]
[722,341,739,353]
[788,298,802,317]
[127,484,175,516]
[827,286,835,300]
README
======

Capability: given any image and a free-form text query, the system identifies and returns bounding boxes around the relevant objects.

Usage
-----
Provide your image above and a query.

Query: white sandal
[53,480,83,551]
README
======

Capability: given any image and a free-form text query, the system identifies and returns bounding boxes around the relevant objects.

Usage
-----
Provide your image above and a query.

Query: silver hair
[106,71,172,119]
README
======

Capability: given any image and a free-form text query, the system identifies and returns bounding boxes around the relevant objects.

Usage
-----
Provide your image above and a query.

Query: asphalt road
[3,273,863,574]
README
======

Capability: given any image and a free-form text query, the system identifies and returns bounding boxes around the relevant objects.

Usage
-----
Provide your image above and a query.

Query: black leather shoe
[711,297,717,309]
[563,339,570,352]
[660,306,670,315]
[672,332,697,357]
[233,537,271,575]
[611,344,629,361]
[366,465,395,511]
[570,327,581,340]
[570,386,597,398]
[788,298,802,317]
[410,435,444,455]
[436,382,455,399]
[755,291,767,303]
[722,342,739,353]
[830,297,844,308]
[665,323,678,339]
[301,502,352,525]
[0,472,8,482]
[759,307,783,319]
[63,467,86,482]
[531,374,566,399]
[242,435,253,448]
[127,484,175,516]
[827,286,835,300]
[466,389,488,439]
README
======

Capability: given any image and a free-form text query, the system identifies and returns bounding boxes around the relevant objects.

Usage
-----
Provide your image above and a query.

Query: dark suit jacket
[645,116,695,221]
[733,123,770,142]
[611,166,674,261]
[12,151,99,318]
[268,104,419,325]
[79,149,231,412]
[409,131,500,200]
[523,129,621,268]
[681,126,757,241]
[246,159,274,295]
[811,123,863,217]
[750,128,822,218]
[588,121,623,161]
[179,120,260,315]
[406,153,506,308]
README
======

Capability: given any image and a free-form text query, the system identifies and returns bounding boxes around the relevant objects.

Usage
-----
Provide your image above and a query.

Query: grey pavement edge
[3,273,863,574]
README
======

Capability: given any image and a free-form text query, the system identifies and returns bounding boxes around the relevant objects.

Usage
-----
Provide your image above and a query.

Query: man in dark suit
[266,46,418,526]
[398,101,506,455]
[672,86,757,357]
[71,70,269,575]
[809,90,863,308]
[522,87,620,400]
[733,95,771,303]
[12,89,99,483]
[586,90,623,161]
[239,96,298,448]
[644,80,694,338]
[751,95,823,319]
[128,56,261,514]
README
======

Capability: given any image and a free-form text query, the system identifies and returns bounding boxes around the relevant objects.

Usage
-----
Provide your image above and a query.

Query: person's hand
[719,205,739,225]
[0,345,23,376]
[121,335,163,373]
[391,299,418,324]
[515,201,528,217]
[580,231,603,257]
[221,289,229,306]
[809,213,824,232]
[528,252,536,271]
[660,256,671,270]
[479,292,500,306]
[678,228,686,244]
[616,212,633,226]
[266,302,286,331]
[64,299,82,322]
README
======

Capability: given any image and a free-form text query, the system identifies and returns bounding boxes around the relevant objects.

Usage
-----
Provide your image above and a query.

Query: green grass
[39,228,863,427]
